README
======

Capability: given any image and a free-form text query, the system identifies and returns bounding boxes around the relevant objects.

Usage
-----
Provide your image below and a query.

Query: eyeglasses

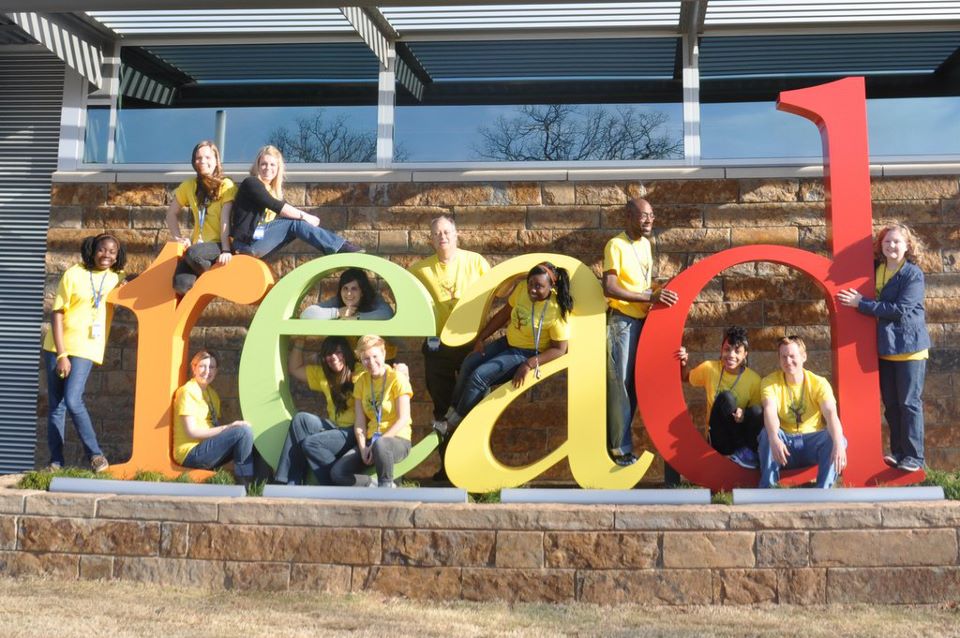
[638,213,655,221]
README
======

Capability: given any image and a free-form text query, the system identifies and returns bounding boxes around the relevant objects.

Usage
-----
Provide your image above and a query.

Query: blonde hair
[191,349,219,367]
[250,145,285,200]
[875,222,925,264]
[777,335,806,356]
[354,335,386,358]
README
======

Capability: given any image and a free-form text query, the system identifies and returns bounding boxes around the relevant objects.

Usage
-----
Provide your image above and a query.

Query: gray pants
[330,437,411,487]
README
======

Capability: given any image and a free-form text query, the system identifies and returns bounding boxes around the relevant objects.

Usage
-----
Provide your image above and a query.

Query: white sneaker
[378,480,396,488]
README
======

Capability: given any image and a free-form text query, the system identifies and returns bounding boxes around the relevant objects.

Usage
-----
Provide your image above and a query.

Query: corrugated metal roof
[704,0,960,26]
[406,38,678,80]
[142,43,380,82]
[700,32,960,78]
[86,9,354,34]
[380,2,681,31]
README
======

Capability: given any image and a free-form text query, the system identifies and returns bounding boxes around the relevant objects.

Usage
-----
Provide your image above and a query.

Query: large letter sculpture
[240,254,439,478]
[636,77,921,490]
[442,253,654,492]
[108,243,274,479]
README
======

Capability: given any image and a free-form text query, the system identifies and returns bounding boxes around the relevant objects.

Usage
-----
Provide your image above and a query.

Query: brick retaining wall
[2,485,960,603]
[40,175,960,480]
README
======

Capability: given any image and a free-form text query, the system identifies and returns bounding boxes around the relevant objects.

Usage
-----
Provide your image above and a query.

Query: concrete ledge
[49,478,246,498]
[262,485,468,503]
[733,486,944,505]
[501,488,711,505]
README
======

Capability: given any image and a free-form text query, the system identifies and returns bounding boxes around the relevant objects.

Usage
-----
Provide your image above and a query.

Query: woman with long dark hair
[301,268,393,321]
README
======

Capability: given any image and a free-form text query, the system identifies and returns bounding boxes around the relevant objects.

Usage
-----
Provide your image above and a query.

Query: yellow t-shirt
[305,363,360,428]
[603,232,653,319]
[42,264,124,365]
[504,284,570,352]
[761,369,836,435]
[875,262,929,362]
[353,366,413,440]
[410,250,490,333]
[172,379,221,464]
[688,360,762,424]
[174,177,237,244]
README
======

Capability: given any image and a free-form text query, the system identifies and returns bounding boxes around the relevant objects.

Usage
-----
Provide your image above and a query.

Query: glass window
[83,106,110,164]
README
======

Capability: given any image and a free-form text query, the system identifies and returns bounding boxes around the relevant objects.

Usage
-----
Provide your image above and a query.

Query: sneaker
[378,480,396,488]
[728,447,760,470]
[432,420,449,437]
[337,240,365,254]
[90,455,109,473]
[612,452,638,467]
[898,458,923,472]
[47,462,62,472]
[883,454,899,468]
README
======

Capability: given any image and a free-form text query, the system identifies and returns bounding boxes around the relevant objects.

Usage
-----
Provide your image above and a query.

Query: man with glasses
[410,214,490,482]
[603,198,679,471]
[758,335,847,488]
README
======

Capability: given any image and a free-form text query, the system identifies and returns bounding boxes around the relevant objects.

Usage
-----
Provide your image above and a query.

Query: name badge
[252,224,266,241]
[426,337,441,352]
[89,322,104,340]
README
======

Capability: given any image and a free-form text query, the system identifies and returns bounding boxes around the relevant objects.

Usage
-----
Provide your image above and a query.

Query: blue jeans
[879,358,925,465]
[606,312,644,455]
[275,411,354,485]
[44,350,103,465]
[449,337,536,423]
[758,428,844,488]
[233,217,345,260]
[331,436,411,487]
[182,425,254,479]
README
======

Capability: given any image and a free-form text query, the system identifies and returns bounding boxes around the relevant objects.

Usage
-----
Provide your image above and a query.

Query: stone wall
[40,175,960,480]
[2,486,960,604]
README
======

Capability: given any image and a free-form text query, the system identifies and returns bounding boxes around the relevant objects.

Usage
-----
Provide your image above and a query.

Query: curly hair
[80,233,126,273]
[874,222,925,264]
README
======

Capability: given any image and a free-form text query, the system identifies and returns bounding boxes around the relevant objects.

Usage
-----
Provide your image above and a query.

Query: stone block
[686,301,764,328]
[798,180,824,201]
[361,566,462,600]
[461,568,574,603]
[655,228,730,252]
[381,529,495,567]
[873,199,944,224]
[49,205,83,229]
[51,183,108,207]
[0,518,15,550]
[763,300,828,325]
[456,229,522,253]
[646,179,740,205]
[413,504,614,531]
[731,226,799,248]
[578,569,713,605]
[107,184,167,207]
[528,206,600,229]
[82,206,132,228]
[0,493,26,515]
[114,556,225,588]
[544,532,658,569]
[0,550,79,578]
[645,204,704,229]
[450,206,527,229]
[542,182,575,206]
[290,563,352,593]
[306,184,369,207]
[224,561,290,591]
[499,183,541,206]
[662,532,755,568]
[729,504,883,530]
[378,229,409,252]
[723,276,820,302]
[740,179,799,203]
[756,531,809,567]
[79,554,113,580]
[495,531,543,569]
[810,529,957,567]
[188,524,380,564]
[160,522,189,558]
[19,517,161,556]
[575,183,629,206]
[871,177,959,201]
[716,569,778,604]
[217,499,416,528]
[880,501,960,528]
[778,568,826,605]
[418,184,495,207]
[827,566,960,604]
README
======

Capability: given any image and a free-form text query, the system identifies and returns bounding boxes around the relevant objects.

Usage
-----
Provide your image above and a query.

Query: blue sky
[90,95,960,164]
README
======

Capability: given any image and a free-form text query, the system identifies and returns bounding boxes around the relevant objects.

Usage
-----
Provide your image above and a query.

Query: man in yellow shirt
[759,336,847,488]
[409,215,490,481]
[603,198,678,469]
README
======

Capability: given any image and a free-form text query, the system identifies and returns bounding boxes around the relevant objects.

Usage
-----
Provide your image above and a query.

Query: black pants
[708,391,763,455]
[422,340,474,421]
[172,242,222,295]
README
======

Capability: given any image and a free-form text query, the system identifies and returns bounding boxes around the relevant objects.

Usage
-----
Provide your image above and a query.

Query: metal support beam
[679,0,705,165]
[5,12,103,87]
[376,43,396,167]
[340,6,423,101]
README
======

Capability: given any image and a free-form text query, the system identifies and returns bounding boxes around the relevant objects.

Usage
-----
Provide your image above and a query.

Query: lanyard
[627,237,650,286]
[89,270,108,309]
[530,299,549,379]
[196,203,207,243]
[202,387,220,427]
[369,373,388,428]
[714,365,745,400]
[784,372,806,426]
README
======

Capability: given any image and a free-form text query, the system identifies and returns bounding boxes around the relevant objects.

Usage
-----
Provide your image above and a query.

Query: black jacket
[229,176,287,245]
